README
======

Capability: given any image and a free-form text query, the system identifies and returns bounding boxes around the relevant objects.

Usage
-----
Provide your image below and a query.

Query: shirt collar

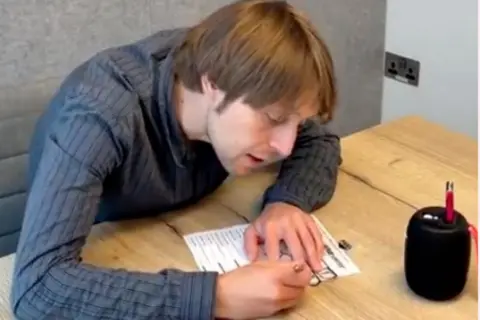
[154,35,194,168]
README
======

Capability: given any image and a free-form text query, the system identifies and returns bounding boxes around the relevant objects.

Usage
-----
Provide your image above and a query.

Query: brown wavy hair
[173,0,337,123]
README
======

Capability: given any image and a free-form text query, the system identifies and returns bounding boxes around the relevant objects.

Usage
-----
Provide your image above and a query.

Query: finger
[284,227,305,263]
[271,289,304,313]
[244,226,260,261]
[279,252,293,262]
[306,218,324,271]
[306,217,323,254]
[264,223,280,261]
[275,287,305,306]
[296,220,322,272]
[280,288,306,305]
[281,296,303,311]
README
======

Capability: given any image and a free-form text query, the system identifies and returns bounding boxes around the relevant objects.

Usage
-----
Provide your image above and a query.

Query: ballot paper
[183,216,360,285]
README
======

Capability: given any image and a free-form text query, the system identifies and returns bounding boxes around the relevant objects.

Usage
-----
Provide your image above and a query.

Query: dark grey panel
[0,0,386,258]
[0,0,386,136]
[0,231,20,258]
[0,155,27,199]
[288,0,387,136]
[0,192,26,236]
[0,78,61,119]
[0,114,41,160]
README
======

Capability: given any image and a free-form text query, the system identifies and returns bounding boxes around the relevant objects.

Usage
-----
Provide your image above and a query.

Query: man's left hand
[244,202,324,272]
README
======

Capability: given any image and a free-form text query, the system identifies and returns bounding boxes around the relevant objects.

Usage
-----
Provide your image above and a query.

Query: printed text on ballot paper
[183,216,360,286]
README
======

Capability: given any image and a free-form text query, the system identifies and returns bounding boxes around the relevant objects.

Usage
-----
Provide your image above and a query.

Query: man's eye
[267,114,287,124]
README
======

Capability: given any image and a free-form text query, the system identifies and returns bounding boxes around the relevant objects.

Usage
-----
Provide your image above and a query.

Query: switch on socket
[384,52,420,86]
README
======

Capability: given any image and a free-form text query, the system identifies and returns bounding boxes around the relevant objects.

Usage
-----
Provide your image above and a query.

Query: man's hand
[214,260,312,319]
[244,202,324,272]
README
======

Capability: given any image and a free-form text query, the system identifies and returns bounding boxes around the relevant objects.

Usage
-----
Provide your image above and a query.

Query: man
[11,1,341,319]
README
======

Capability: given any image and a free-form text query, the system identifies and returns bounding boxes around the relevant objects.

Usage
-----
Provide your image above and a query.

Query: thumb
[244,226,260,261]
[278,260,312,288]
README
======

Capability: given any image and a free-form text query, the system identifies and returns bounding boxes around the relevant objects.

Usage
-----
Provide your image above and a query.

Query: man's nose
[269,125,297,158]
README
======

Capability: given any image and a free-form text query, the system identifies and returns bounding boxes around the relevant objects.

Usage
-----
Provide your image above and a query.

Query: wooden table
[81,116,478,320]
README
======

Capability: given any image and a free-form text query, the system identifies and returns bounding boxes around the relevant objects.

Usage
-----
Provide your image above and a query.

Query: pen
[293,260,324,285]
[293,260,317,274]
[293,263,305,273]
[445,181,455,223]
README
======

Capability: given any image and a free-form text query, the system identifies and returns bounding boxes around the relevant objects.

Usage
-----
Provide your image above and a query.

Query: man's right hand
[214,260,312,319]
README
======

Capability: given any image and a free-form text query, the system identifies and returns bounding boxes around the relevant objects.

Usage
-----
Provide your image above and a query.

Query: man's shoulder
[92,27,188,68]
[90,27,188,78]
[54,27,188,115]
[39,27,189,144]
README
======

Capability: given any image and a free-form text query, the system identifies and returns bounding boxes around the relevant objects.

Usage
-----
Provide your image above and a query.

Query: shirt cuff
[179,271,218,320]
[261,184,313,213]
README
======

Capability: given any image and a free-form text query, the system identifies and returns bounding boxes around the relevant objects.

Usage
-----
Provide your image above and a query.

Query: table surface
[82,116,478,320]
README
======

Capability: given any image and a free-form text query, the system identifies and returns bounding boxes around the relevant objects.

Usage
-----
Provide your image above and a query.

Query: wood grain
[368,116,477,177]
[340,122,477,220]
[81,116,478,319]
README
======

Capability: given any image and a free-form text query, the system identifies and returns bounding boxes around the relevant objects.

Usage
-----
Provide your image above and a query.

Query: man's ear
[200,74,217,94]
[200,74,223,105]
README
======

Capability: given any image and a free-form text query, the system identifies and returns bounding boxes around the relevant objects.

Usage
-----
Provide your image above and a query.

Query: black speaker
[404,206,471,301]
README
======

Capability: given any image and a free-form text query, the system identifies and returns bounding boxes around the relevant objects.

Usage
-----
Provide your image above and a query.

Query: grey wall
[382,0,477,139]
[0,0,387,135]
[0,0,386,255]
[289,0,387,136]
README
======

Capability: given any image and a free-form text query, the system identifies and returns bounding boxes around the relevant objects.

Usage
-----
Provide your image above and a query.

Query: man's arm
[11,107,217,319]
[262,119,341,213]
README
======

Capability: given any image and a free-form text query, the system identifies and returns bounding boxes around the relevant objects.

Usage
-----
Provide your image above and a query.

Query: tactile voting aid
[183,216,360,286]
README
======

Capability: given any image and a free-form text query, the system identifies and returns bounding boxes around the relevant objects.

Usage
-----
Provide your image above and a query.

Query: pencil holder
[404,206,471,301]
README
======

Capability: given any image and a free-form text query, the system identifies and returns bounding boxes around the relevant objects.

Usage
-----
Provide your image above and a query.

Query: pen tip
[445,181,454,191]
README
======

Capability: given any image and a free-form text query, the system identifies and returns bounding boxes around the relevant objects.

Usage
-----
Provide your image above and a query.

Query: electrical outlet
[384,52,420,86]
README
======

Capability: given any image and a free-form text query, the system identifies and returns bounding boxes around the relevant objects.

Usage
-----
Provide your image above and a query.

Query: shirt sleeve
[262,118,342,213]
[10,104,218,320]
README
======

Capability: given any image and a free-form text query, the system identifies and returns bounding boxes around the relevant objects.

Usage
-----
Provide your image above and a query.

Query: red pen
[445,181,455,223]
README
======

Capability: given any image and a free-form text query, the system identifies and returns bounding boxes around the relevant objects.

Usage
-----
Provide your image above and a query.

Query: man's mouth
[247,154,265,163]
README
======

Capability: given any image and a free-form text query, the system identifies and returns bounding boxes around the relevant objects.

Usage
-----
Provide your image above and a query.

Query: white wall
[382,0,478,139]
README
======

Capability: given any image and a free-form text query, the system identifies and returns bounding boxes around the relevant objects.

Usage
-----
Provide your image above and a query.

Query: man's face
[205,94,317,175]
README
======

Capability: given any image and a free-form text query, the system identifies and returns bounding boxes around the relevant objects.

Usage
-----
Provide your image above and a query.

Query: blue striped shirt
[10,28,341,319]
